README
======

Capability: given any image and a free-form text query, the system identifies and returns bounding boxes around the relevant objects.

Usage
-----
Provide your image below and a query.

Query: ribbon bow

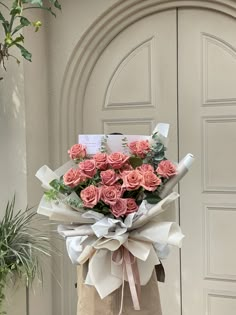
[112,246,141,315]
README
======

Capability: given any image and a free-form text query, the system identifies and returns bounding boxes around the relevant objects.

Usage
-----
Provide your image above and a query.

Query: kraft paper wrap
[77,265,162,315]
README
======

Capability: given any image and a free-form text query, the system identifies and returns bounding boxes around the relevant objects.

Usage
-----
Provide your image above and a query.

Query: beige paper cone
[77,265,162,315]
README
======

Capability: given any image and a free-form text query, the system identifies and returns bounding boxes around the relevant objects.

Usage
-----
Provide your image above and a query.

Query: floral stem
[0,2,9,10]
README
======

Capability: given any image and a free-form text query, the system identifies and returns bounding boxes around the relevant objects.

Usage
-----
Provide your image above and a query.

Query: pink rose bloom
[128,140,150,158]
[68,144,86,160]
[156,160,177,178]
[63,168,87,188]
[79,159,97,178]
[137,164,154,173]
[142,171,162,191]
[111,198,127,218]
[126,198,139,214]
[122,170,143,191]
[80,185,100,208]
[128,141,138,154]
[100,169,120,185]
[107,152,130,169]
[100,185,120,206]
[93,152,108,170]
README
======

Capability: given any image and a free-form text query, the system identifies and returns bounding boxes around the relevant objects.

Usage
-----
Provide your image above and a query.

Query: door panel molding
[58,0,236,163]
[202,116,236,193]
[104,37,154,109]
[202,33,236,105]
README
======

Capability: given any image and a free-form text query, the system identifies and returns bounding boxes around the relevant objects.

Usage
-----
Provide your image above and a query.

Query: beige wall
[0,8,51,315]
[0,11,28,314]
[0,1,119,314]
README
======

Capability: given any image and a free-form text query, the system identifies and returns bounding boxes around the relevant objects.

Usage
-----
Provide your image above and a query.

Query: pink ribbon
[112,246,141,314]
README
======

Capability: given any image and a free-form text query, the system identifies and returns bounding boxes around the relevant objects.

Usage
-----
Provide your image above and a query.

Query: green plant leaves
[0,12,9,34]
[10,5,22,16]
[48,0,61,10]
[129,156,143,168]
[147,142,166,168]
[0,196,54,312]
[44,189,58,201]
[20,16,31,26]
[145,196,162,204]
[0,12,6,23]
[49,178,72,195]
[0,0,61,72]
[12,17,31,35]
[15,43,32,61]
[144,191,162,204]
[22,0,43,5]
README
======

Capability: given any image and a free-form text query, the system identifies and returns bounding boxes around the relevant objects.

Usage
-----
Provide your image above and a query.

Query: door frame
[55,1,236,313]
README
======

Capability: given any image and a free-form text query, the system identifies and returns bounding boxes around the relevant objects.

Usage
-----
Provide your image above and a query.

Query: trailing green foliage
[0,197,53,314]
[0,0,61,78]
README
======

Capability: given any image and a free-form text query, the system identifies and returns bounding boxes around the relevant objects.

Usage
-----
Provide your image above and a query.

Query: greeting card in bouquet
[36,123,194,315]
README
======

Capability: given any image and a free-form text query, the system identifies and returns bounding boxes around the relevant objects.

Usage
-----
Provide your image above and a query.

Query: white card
[78,134,149,155]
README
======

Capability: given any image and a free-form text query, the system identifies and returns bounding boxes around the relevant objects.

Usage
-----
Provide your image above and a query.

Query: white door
[179,9,236,315]
[83,9,180,315]
[55,6,236,315]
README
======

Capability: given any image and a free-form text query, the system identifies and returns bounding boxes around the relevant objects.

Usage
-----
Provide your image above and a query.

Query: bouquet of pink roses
[36,124,194,313]
[46,136,177,219]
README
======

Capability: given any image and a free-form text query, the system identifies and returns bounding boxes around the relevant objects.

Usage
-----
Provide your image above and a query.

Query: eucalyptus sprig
[100,135,108,153]
[143,132,167,169]
[0,0,61,79]
[0,197,55,313]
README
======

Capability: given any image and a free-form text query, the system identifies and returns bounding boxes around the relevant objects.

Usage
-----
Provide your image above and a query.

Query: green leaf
[15,43,32,61]
[48,0,61,10]
[145,196,162,204]
[152,142,164,153]
[25,0,43,6]
[44,6,56,17]
[10,5,22,15]
[92,206,110,215]
[0,11,6,22]
[66,197,83,209]
[0,12,10,34]
[49,179,61,191]
[129,156,143,168]
[153,152,166,161]
[8,34,24,47]
[1,22,9,34]
[49,178,72,194]
[12,17,31,35]
[21,16,31,26]
[44,189,58,201]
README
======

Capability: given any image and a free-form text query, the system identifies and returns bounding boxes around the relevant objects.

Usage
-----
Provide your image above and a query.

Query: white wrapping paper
[159,153,195,199]
[35,123,193,305]
[58,192,184,300]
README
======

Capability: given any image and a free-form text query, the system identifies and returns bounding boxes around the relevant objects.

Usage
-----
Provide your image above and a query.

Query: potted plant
[0,197,54,314]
